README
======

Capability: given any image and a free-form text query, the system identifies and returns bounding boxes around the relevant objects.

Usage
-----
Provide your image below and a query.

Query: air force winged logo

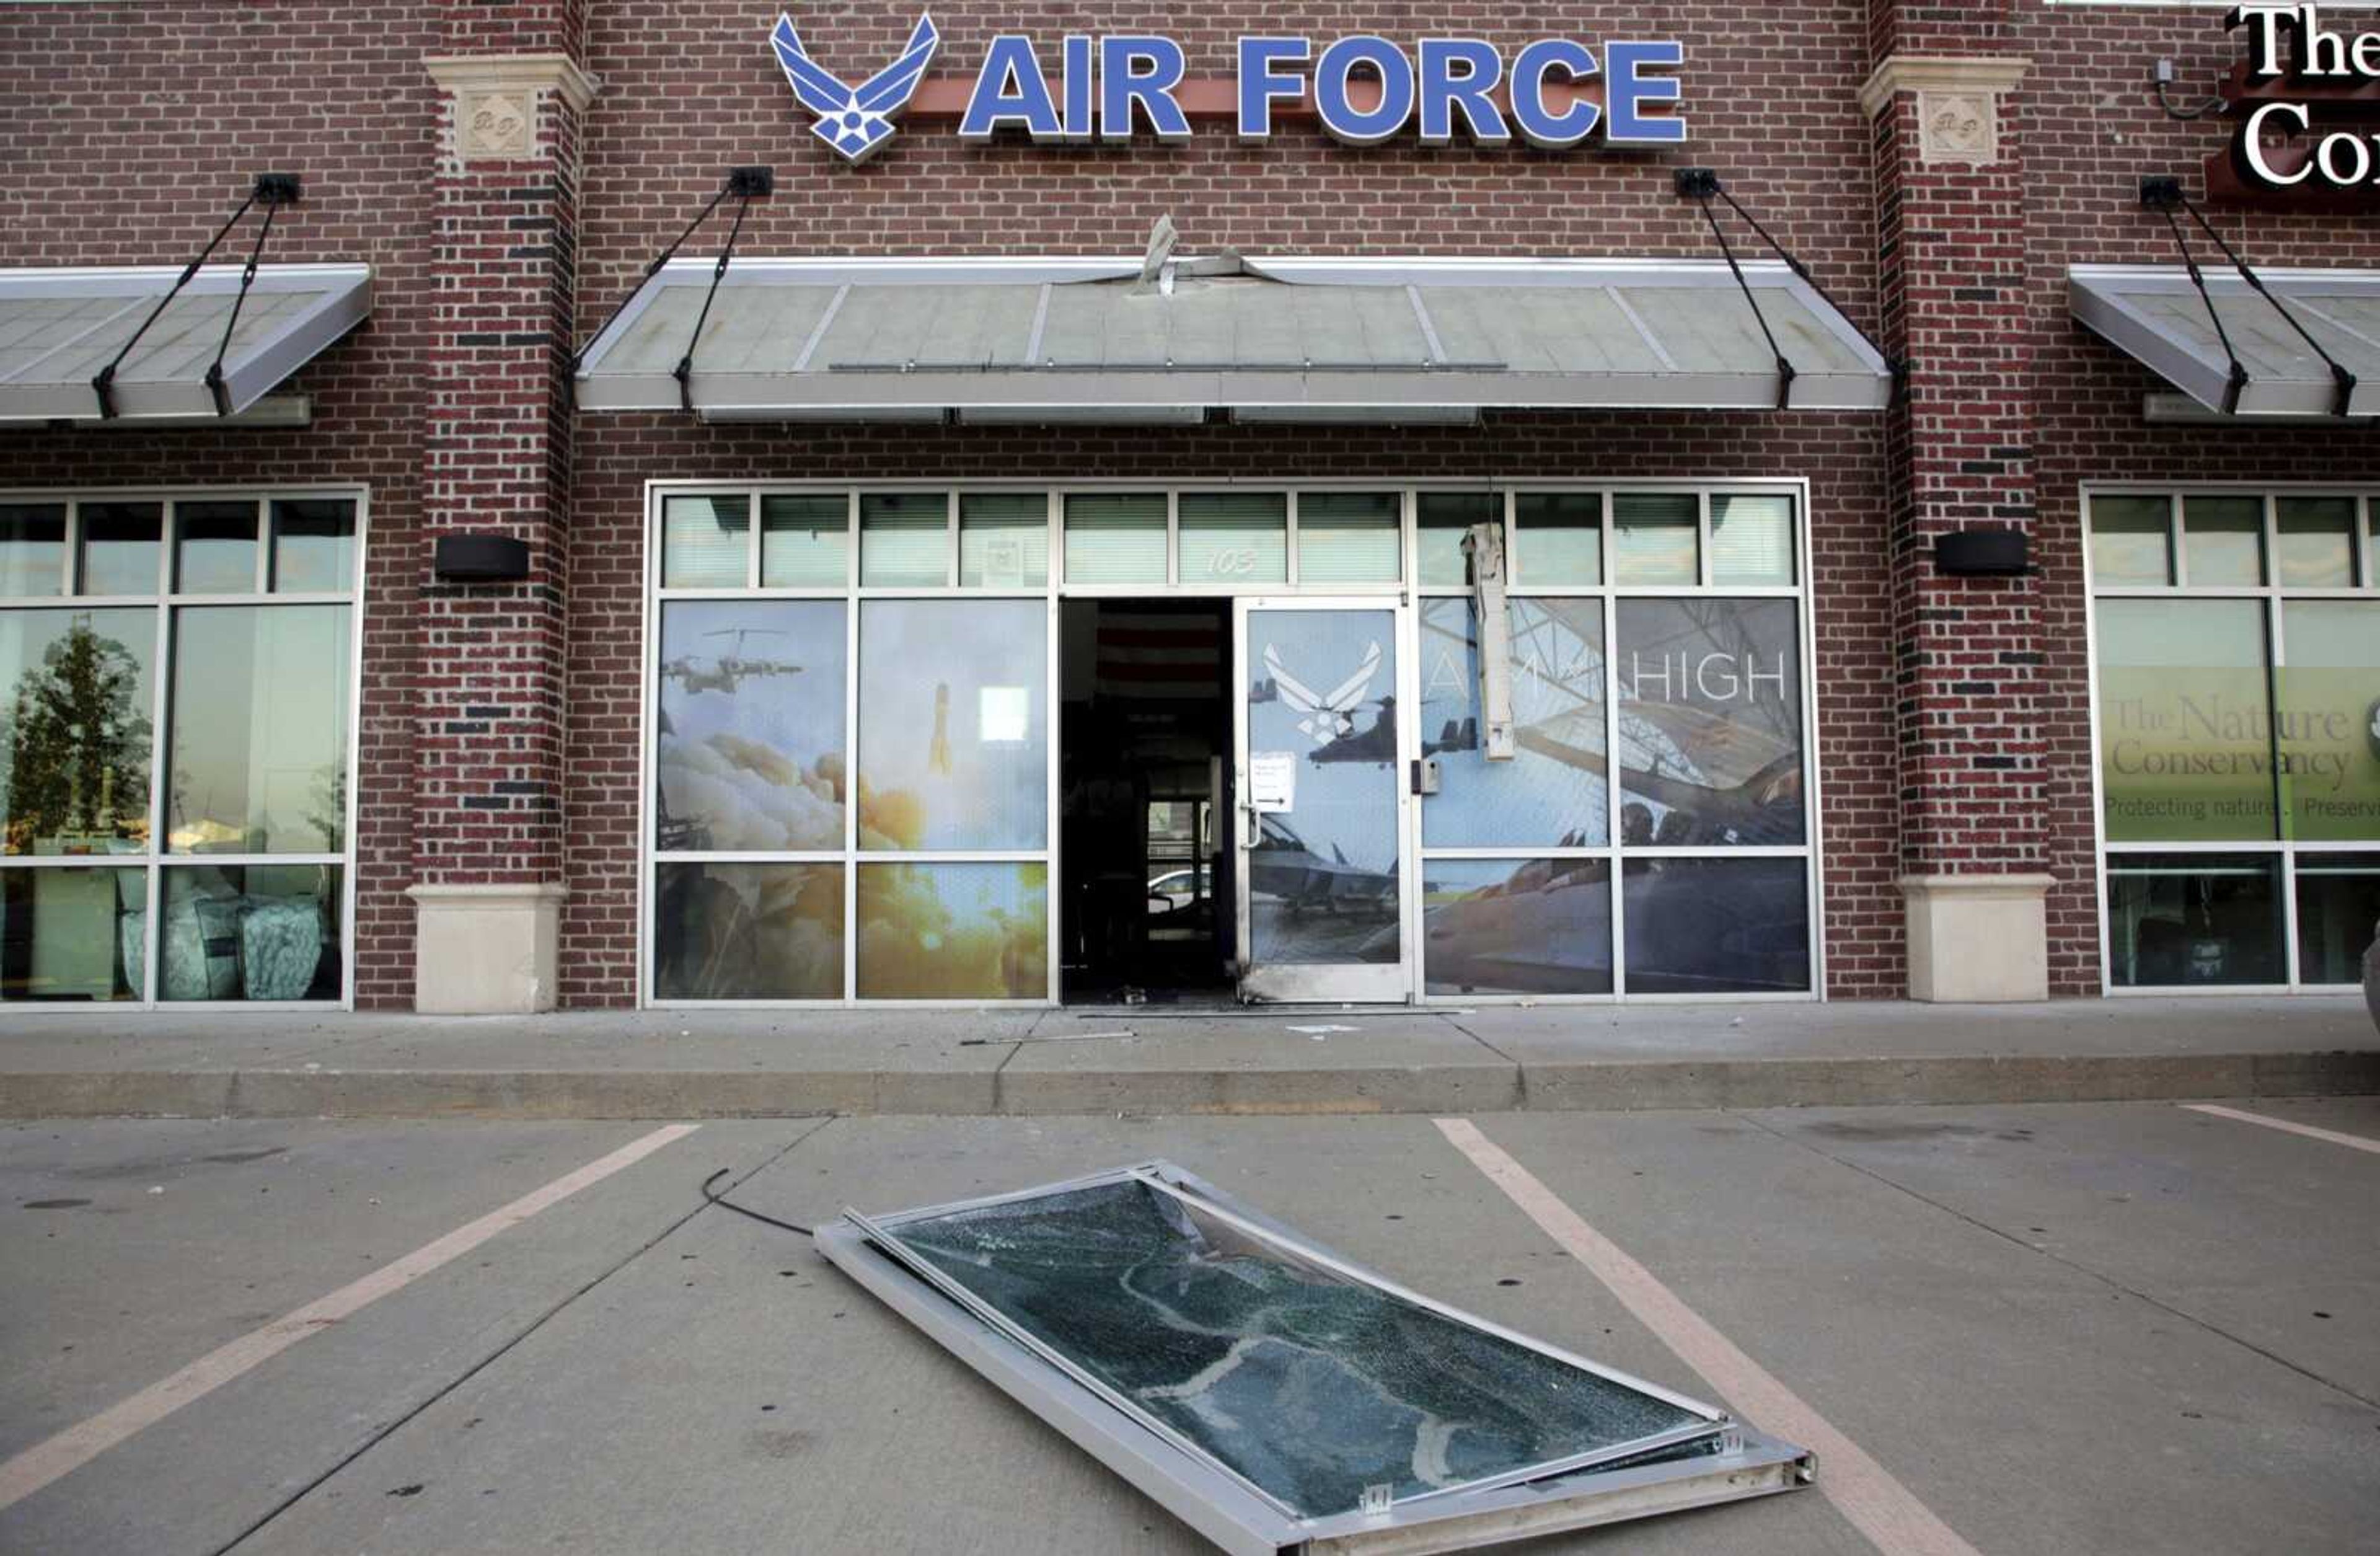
[770,11,939,164]
[1266,643,1382,745]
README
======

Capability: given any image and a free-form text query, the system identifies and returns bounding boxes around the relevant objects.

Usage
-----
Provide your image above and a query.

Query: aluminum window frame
[816,1160,1812,1556]
[0,484,367,1011]
[640,479,1823,1009]
[2080,482,2380,995]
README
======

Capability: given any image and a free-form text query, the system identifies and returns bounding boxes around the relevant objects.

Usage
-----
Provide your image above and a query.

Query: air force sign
[770,11,940,164]
[769,11,1684,163]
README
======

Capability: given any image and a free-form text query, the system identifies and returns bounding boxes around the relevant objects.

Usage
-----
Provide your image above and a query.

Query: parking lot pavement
[1,1101,2374,1555]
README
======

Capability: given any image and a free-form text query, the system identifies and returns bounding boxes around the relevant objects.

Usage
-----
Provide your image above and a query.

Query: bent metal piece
[814,1161,1813,1555]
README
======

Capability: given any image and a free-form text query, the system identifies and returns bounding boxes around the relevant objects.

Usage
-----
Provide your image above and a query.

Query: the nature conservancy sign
[2230,4,2380,191]
[768,10,1686,164]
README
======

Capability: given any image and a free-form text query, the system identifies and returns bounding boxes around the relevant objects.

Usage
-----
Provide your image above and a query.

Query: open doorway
[1059,600,1236,1004]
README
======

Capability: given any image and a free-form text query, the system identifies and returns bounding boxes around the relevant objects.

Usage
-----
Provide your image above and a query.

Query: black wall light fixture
[433,533,532,582]
[1934,528,2031,577]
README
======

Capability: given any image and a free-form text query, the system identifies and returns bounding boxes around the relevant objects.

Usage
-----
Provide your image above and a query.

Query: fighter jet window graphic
[770,11,940,164]
[1263,642,1381,746]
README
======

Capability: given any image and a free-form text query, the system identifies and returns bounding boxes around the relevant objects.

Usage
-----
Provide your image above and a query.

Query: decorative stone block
[407,883,568,1014]
[1900,873,2058,1003]
[422,52,597,166]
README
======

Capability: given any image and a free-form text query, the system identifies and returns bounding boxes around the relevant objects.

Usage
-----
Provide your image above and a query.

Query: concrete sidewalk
[0,996,2373,1119]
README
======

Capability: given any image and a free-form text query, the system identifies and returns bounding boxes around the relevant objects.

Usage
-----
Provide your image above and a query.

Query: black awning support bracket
[92,173,300,420]
[1675,167,1905,411]
[202,177,299,417]
[2140,174,2356,420]
[572,167,772,415]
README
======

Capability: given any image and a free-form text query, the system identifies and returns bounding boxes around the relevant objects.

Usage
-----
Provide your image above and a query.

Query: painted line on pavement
[1435,1116,1981,1556]
[0,1121,701,1514]
[2182,1103,2380,1156]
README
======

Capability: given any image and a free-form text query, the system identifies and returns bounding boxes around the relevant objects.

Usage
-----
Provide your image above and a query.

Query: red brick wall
[0,2,441,1008]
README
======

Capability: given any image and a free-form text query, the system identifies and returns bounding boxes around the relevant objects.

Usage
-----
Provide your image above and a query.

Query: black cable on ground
[700,1166,816,1236]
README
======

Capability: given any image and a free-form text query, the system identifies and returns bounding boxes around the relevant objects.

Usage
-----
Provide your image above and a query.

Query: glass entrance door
[1233,601,1410,1002]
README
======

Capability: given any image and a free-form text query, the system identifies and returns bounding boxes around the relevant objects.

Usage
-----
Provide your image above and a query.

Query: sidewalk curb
[4,1049,2373,1120]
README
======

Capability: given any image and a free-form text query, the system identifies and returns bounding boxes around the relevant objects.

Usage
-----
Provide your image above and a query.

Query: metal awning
[573,255,1894,420]
[0,263,371,423]
[2069,264,2380,419]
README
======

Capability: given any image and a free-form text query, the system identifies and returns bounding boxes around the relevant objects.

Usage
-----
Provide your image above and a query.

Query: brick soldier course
[1,1,2373,1013]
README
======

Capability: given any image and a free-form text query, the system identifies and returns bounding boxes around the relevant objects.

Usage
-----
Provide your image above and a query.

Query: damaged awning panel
[572,256,1893,419]
[816,1162,1812,1555]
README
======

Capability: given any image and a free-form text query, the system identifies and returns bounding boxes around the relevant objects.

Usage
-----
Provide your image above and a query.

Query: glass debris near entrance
[816,1163,1812,1555]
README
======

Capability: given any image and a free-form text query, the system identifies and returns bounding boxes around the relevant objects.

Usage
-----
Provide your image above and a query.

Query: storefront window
[857,861,1047,998]
[654,600,845,851]
[760,493,847,588]
[1621,857,1810,994]
[1419,598,1606,848]
[1615,598,1804,847]
[1514,493,1601,586]
[0,503,64,597]
[1423,858,1611,996]
[1416,492,1495,587]
[1064,493,1166,585]
[860,493,950,587]
[2087,490,2378,989]
[858,599,1047,851]
[959,493,1049,588]
[1613,493,1697,585]
[654,862,844,999]
[1295,493,1399,585]
[0,491,360,1004]
[2089,495,2171,587]
[661,494,747,588]
[1179,492,1286,586]
[1709,495,1795,586]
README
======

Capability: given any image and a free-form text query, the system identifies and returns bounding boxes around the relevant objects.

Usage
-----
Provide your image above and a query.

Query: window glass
[860,493,949,587]
[661,495,749,589]
[77,502,161,596]
[1419,598,1606,847]
[1416,492,1496,588]
[1612,494,1698,585]
[653,862,843,999]
[2294,855,2380,984]
[2276,496,2356,588]
[270,500,356,593]
[167,604,350,853]
[959,493,1050,588]
[1615,598,1804,846]
[159,862,342,1001]
[760,494,847,588]
[858,598,1046,850]
[1709,494,1795,586]
[654,600,845,851]
[0,503,66,597]
[1513,493,1601,586]
[2094,598,2275,842]
[1423,858,1611,996]
[1178,492,1286,586]
[2276,601,2380,842]
[1295,492,1400,585]
[2104,854,2283,986]
[0,608,154,856]
[174,500,258,594]
[0,865,144,1001]
[857,861,1047,998]
[2088,495,2172,586]
[1621,857,1809,992]
[1064,493,1167,585]
[2182,496,2263,587]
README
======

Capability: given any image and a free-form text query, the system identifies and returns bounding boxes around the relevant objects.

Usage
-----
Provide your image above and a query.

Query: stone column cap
[1858,55,2030,119]
[1897,872,2058,898]
[423,51,599,113]
[407,882,571,904]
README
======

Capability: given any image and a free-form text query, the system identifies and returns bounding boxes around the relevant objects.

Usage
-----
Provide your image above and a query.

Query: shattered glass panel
[882,1176,1710,1518]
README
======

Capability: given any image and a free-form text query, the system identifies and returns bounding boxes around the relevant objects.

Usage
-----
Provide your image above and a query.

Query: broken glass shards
[816,1163,1812,1555]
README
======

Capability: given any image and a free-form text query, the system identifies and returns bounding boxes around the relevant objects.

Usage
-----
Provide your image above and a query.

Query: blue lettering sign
[1509,38,1600,148]
[1417,39,1509,145]
[1314,35,1414,145]
[1100,35,1191,142]
[1237,36,1310,138]
[961,35,1063,139]
[1605,39,1686,143]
